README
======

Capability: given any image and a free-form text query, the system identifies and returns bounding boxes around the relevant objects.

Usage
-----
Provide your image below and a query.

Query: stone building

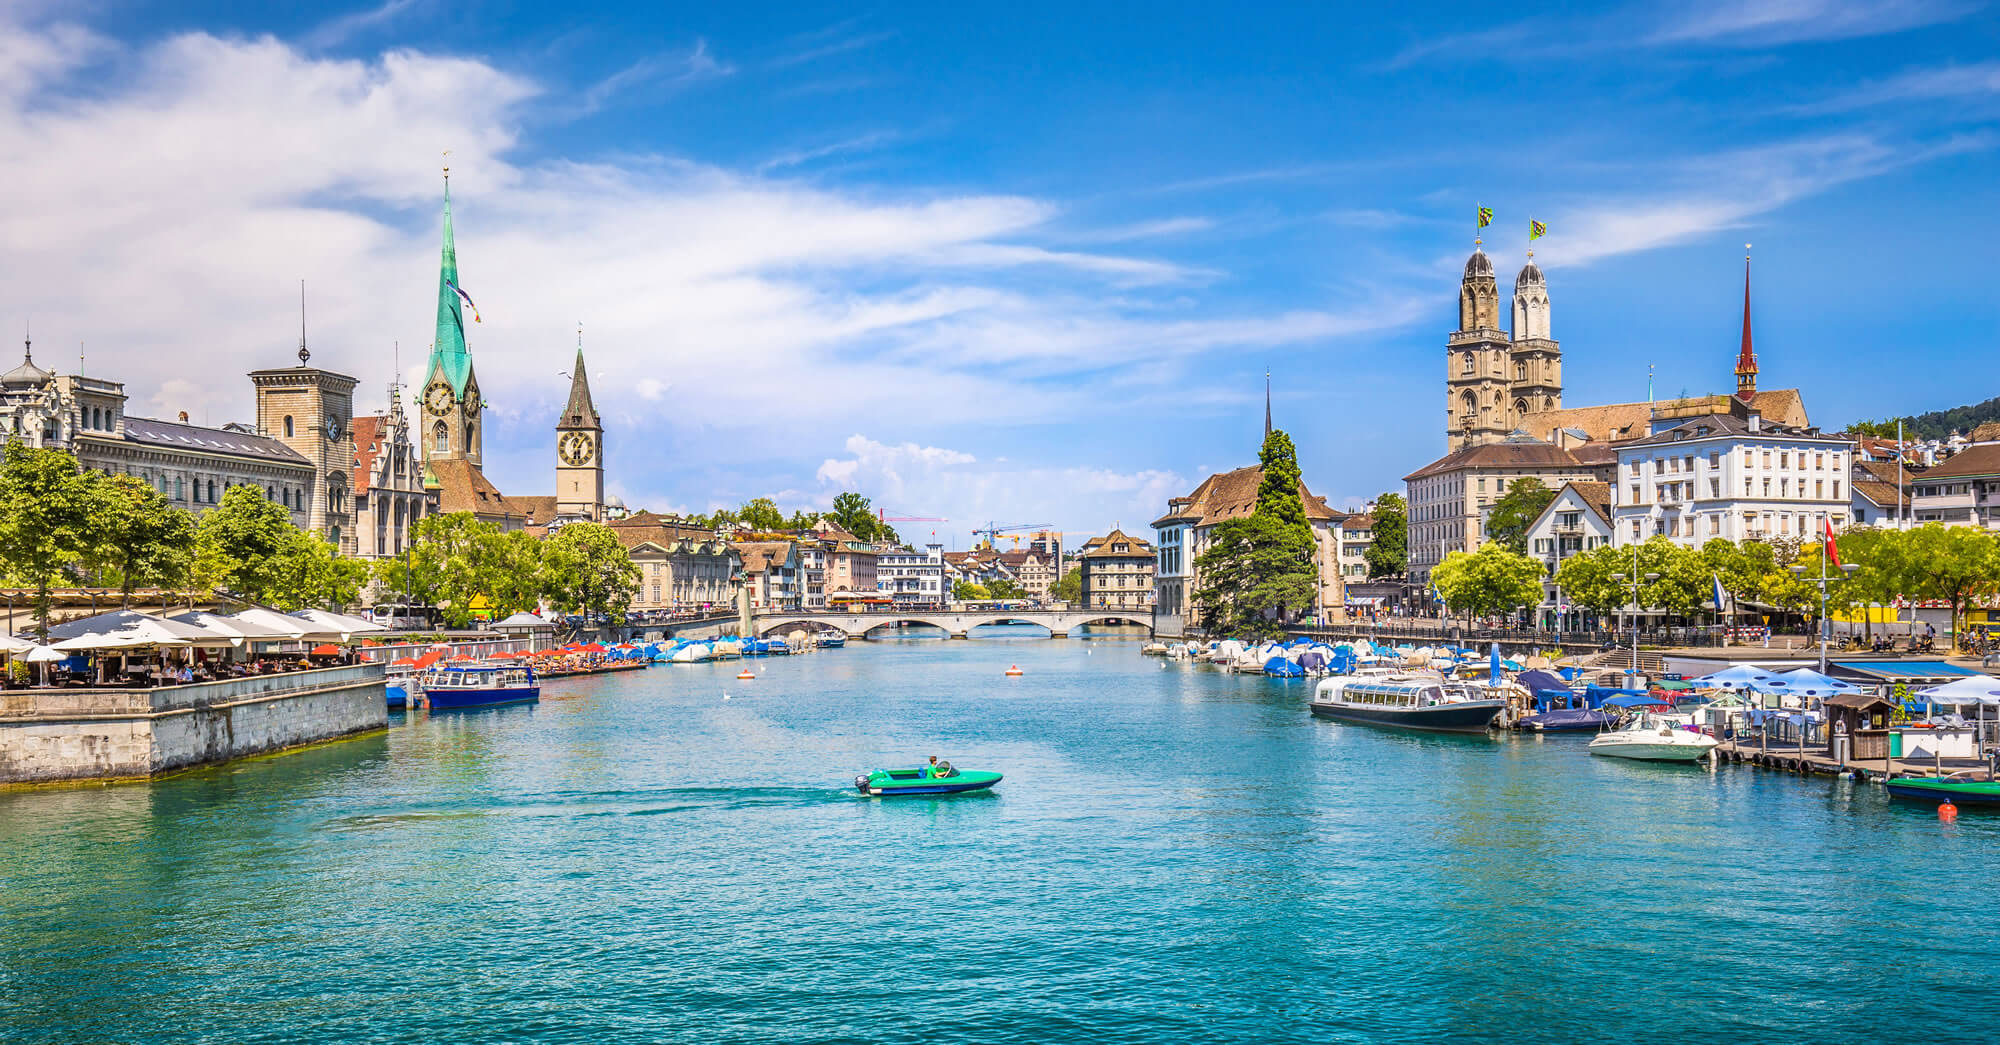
[251,353,358,552]
[877,543,946,608]
[610,514,741,615]
[554,345,604,524]
[1447,246,1563,451]
[1077,528,1154,612]
[1608,411,1853,546]
[735,541,803,610]
[350,384,437,560]
[1403,436,1611,590]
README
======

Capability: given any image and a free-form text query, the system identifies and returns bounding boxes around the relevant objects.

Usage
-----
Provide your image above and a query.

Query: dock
[1712,736,1994,782]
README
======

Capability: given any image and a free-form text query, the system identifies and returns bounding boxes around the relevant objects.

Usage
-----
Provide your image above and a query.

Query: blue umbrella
[1489,643,1501,685]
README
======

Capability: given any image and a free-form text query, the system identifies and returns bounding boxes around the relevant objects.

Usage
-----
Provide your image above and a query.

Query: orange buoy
[737,668,755,680]
[1005,665,1023,677]
[1940,801,1959,823]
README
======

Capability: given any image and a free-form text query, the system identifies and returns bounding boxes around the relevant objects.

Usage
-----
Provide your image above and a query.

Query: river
[3,626,1995,1043]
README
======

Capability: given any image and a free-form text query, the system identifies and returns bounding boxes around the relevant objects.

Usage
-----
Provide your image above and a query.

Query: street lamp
[1791,559,1862,673]
[1610,567,1661,676]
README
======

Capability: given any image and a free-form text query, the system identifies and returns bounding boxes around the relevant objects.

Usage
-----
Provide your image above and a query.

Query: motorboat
[419,662,539,711]
[1309,674,1505,733]
[854,762,1002,797]
[1141,642,1171,656]
[1587,712,1718,762]
[817,634,846,649]
[1884,777,2000,805]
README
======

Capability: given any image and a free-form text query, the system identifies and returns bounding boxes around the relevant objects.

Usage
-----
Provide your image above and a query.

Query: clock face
[325,416,343,440]
[559,431,594,467]
[424,381,454,416]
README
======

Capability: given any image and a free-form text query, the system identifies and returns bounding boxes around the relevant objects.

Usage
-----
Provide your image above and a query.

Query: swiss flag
[1824,516,1842,569]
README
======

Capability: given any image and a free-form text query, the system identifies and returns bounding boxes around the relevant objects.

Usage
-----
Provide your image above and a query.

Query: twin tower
[1445,247,1562,451]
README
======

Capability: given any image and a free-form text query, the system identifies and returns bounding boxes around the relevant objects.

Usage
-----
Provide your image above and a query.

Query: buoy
[737,668,755,680]
[1005,665,1023,677]
[1940,801,1959,823]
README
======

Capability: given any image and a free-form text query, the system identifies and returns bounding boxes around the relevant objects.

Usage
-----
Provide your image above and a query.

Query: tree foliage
[1483,477,1555,555]
[1052,566,1081,603]
[952,580,989,601]
[1192,429,1321,638]
[0,443,98,636]
[198,485,303,606]
[543,522,642,624]
[1363,492,1406,580]
[1432,541,1545,621]
[987,577,1026,600]
[86,473,197,603]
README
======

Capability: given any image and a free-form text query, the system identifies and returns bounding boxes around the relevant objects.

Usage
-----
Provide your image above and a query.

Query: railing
[0,664,386,720]
[1290,619,1741,649]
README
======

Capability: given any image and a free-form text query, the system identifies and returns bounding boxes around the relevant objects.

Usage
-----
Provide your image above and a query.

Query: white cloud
[1648,0,1973,46]
[1792,61,2000,113]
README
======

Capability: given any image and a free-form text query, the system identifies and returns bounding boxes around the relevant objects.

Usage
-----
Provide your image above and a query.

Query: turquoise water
[4,626,1996,1044]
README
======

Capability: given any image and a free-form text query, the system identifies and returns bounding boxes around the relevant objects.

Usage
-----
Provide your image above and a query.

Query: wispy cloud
[767,28,895,69]
[1648,0,1974,46]
[304,0,425,49]
[581,38,733,113]
[1154,164,1344,194]
[756,130,901,173]
[1791,60,2000,113]
[1066,217,1214,243]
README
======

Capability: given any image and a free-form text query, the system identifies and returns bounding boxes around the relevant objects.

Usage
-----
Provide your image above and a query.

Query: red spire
[1734,248,1757,402]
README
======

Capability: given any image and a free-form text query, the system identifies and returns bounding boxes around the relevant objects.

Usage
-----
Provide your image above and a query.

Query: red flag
[1824,516,1842,569]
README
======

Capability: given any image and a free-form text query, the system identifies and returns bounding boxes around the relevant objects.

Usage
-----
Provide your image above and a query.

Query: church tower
[554,344,604,522]
[1734,249,1758,402]
[1507,254,1562,423]
[251,332,358,554]
[1445,246,1511,450]
[421,169,484,467]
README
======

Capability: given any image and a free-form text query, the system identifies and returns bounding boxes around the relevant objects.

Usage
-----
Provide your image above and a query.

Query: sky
[2,0,1997,547]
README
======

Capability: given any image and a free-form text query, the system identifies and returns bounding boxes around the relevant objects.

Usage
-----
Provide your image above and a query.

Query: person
[926,754,941,778]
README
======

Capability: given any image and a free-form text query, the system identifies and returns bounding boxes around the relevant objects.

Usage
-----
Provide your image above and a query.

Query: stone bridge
[750,609,1155,640]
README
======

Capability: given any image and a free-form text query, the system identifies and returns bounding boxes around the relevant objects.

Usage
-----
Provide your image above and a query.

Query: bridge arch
[756,619,852,639]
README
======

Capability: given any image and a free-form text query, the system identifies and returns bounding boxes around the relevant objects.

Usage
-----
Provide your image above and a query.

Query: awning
[1829,660,1977,685]
[1345,597,1384,606]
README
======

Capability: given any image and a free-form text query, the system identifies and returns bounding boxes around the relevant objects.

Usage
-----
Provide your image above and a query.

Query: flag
[1824,516,1842,568]
[446,279,483,323]
[1529,219,1547,241]
[1712,573,1727,610]
[1477,206,1493,229]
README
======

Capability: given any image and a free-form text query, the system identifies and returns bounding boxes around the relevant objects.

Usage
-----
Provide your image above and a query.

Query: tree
[196,485,299,606]
[543,522,641,624]
[267,532,370,611]
[485,530,548,619]
[988,577,1026,600]
[1052,566,1081,603]
[1554,544,1627,620]
[0,443,97,637]
[84,473,197,604]
[1431,541,1545,624]
[401,511,501,627]
[1483,478,1555,555]
[1363,493,1406,580]
[785,509,823,531]
[1191,429,1322,638]
[952,580,989,601]
[739,497,785,532]
[829,492,879,541]
[1898,524,2000,641]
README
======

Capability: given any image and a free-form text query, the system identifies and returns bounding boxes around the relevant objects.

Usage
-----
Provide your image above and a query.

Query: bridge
[749,608,1155,640]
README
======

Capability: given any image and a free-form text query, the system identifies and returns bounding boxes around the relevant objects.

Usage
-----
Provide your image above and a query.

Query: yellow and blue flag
[1530,219,1547,241]
[1477,206,1493,229]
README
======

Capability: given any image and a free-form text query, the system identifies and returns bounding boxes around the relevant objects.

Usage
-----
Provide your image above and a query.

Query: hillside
[1850,396,2000,440]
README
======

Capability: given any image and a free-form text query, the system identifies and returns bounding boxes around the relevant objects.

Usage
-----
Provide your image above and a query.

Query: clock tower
[424,169,483,466]
[555,345,603,522]
[252,345,358,554]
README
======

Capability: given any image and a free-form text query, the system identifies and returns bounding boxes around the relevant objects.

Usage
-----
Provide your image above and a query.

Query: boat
[1586,712,1718,762]
[817,633,845,649]
[1884,777,2000,805]
[1309,674,1504,733]
[420,662,540,711]
[854,763,1003,796]
[1264,656,1306,678]
[384,669,417,711]
[1141,642,1171,656]
[1518,707,1621,733]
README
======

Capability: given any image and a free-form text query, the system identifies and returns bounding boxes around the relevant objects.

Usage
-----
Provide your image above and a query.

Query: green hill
[1850,396,2000,440]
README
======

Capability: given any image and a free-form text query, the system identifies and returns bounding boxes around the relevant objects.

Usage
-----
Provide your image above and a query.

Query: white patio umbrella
[169,610,298,646]
[290,609,387,636]
[0,633,36,656]
[221,608,327,641]
[44,609,232,648]
[23,645,67,663]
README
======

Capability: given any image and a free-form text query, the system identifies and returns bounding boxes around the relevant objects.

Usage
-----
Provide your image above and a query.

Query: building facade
[1404,436,1609,589]
[1909,444,2000,528]
[554,346,605,523]
[350,385,437,559]
[1077,529,1155,612]
[1522,481,1614,625]
[251,358,358,553]
[877,543,946,608]
[735,541,803,610]
[1609,412,1853,546]
[1152,464,1345,636]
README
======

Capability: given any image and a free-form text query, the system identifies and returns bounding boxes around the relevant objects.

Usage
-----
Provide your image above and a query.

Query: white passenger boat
[1587,712,1720,763]
[1309,673,1505,733]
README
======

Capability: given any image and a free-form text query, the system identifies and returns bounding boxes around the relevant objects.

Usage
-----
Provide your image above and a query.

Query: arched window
[1461,352,1474,374]
[1459,391,1476,416]
[1515,362,1526,381]
[206,480,216,502]
[1514,398,1529,417]
[90,407,100,429]
[283,416,294,438]
[433,422,448,452]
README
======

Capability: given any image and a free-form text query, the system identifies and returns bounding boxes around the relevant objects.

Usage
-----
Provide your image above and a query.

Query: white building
[877,543,946,608]
[1404,435,1611,588]
[1610,411,1854,546]
[1523,481,1614,624]
[1909,444,2000,528]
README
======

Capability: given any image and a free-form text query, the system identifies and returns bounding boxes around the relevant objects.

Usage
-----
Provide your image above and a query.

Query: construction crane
[972,522,1051,550]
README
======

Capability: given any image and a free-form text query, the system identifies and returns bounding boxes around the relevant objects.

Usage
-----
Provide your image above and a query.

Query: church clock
[424,381,454,416]
[558,430,595,466]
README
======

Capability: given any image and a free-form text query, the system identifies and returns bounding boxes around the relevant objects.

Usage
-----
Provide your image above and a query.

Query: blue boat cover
[1264,657,1305,677]
[1516,669,1568,694]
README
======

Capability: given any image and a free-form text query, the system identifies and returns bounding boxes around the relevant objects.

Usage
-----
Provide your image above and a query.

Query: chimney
[1747,412,1761,434]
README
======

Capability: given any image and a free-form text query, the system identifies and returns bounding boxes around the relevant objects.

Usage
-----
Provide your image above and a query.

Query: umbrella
[310,644,343,656]
[46,609,229,647]
[290,609,387,635]
[1687,664,1781,690]
[1773,668,1862,697]
[0,633,35,656]
[23,645,66,663]
[1915,675,2000,706]
[53,632,181,651]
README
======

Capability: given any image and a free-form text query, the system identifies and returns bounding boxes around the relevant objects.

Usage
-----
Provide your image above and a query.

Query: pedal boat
[855,764,1002,796]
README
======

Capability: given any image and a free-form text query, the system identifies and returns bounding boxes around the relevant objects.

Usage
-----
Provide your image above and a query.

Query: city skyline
[2,2,1996,539]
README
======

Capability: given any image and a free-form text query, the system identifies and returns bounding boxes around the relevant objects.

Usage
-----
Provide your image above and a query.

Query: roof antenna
[297,280,311,366]
[22,317,30,363]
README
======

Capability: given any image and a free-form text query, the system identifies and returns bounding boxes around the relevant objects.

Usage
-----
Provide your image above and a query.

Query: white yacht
[1587,712,1720,763]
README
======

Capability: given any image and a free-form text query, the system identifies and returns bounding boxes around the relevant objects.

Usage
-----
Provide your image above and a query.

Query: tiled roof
[1342,513,1374,530]
[1621,411,1843,448]
[427,458,520,519]
[350,415,384,495]
[1404,439,1589,481]
[1079,527,1154,558]
[608,518,724,550]
[1566,481,1614,526]
[507,495,559,525]
[1852,480,1909,510]
[105,416,312,466]
[1518,389,1809,444]
[1151,464,1340,528]
[733,541,796,574]
[1917,443,2000,479]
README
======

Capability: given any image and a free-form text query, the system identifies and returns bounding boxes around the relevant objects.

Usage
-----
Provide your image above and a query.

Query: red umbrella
[450,653,476,662]
[579,642,609,654]
[311,644,342,656]
[389,656,417,667]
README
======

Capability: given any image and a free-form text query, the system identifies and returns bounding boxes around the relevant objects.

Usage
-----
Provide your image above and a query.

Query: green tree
[1052,566,1081,603]
[485,530,548,618]
[988,577,1026,600]
[403,511,501,627]
[829,492,880,541]
[1554,544,1627,621]
[84,472,198,604]
[1482,478,1556,554]
[267,532,370,611]
[0,443,97,637]
[1191,430,1321,638]
[543,522,641,624]
[739,497,785,532]
[1363,493,1406,580]
[196,485,299,606]
[785,509,823,531]
[952,580,990,601]
[1432,541,1546,624]
[1898,524,2000,641]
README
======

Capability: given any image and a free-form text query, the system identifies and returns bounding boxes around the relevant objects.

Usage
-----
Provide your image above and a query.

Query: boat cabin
[422,664,535,690]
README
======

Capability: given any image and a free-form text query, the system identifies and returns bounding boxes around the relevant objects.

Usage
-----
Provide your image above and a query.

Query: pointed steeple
[429,169,473,395]
[563,346,600,428]
[1734,245,1758,403]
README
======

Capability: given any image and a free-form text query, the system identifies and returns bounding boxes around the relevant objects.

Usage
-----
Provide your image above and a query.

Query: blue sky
[3,0,1997,545]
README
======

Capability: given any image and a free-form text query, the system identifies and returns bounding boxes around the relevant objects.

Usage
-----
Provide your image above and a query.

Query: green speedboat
[1885,777,2000,805]
[854,763,1002,797]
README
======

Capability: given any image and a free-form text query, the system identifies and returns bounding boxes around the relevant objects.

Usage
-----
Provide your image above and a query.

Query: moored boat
[854,762,1002,796]
[1884,777,2000,805]
[1586,712,1717,762]
[420,663,540,711]
[1309,674,1504,733]
[1519,707,1621,733]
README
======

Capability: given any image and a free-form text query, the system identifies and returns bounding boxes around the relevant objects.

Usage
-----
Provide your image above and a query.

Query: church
[419,171,609,532]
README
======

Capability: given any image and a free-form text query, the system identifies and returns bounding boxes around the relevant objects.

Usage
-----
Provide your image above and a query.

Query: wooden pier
[1712,737,1994,783]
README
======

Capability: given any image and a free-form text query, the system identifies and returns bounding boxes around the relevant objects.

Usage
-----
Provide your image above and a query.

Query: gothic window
[1460,391,1476,416]
[1461,352,1474,374]
[465,421,476,451]
[1514,398,1528,417]
[1515,362,1526,381]
[283,416,294,438]
[434,421,448,452]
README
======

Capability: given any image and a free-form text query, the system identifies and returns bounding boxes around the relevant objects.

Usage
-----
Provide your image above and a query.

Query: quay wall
[0,665,387,785]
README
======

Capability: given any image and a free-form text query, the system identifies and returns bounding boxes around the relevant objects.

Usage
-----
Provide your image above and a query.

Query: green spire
[429,173,473,396]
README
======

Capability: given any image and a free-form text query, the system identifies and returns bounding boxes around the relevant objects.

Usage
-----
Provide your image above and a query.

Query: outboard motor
[854,774,872,792]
